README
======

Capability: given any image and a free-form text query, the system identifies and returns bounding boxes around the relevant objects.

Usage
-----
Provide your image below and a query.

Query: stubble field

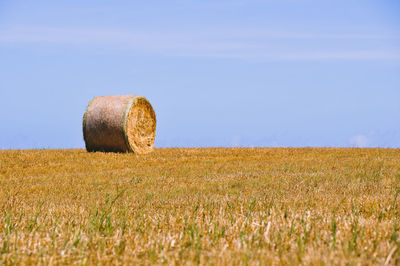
[0,148,399,265]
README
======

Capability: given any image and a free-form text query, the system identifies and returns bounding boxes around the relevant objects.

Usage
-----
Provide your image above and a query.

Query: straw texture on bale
[83,95,156,153]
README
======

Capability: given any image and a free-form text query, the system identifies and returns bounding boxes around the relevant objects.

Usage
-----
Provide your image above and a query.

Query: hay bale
[82,95,156,153]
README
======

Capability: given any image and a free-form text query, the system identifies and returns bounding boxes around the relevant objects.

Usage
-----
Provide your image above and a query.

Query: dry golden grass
[0,148,399,265]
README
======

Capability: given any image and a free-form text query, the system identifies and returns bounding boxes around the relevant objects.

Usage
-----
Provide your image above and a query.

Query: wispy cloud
[1,26,399,61]
[350,135,370,148]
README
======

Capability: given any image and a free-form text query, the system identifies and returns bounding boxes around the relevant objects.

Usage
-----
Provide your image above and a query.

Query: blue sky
[0,0,399,149]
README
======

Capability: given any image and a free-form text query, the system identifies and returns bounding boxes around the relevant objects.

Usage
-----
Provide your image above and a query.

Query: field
[0,148,400,265]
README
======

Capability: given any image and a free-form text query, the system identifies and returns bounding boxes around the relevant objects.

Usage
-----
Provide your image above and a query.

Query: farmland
[0,148,399,264]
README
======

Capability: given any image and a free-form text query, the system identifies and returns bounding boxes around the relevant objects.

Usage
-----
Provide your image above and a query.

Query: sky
[0,0,399,149]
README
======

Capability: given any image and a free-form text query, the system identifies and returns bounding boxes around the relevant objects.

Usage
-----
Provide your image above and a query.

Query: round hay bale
[82,95,156,153]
